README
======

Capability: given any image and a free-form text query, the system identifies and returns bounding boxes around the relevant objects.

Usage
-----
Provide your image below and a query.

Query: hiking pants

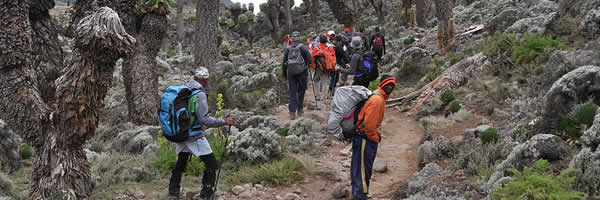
[373,48,383,60]
[168,152,218,195]
[329,71,339,91]
[351,135,378,200]
[353,77,370,88]
[314,69,329,102]
[288,70,308,113]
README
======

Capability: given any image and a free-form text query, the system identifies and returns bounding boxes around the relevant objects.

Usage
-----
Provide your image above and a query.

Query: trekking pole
[213,125,232,199]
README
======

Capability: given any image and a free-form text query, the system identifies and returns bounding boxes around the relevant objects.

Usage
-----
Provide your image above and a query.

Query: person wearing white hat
[168,66,235,200]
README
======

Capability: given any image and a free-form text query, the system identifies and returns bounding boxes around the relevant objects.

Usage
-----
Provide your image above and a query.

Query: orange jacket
[356,88,389,143]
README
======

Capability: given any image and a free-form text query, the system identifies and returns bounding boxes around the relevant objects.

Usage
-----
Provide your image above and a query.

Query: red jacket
[356,88,389,143]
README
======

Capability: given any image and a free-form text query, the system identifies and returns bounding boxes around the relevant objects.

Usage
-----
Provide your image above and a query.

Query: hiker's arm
[282,47,289,78]
[301,46,312,65]
[195,93,226,128]
[383,35,386,54]
[340,54,359,75]
[360,98,384,143]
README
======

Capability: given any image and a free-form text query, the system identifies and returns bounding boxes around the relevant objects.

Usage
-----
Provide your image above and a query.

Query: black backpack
[356,51,379,82]
[287,44,307,76]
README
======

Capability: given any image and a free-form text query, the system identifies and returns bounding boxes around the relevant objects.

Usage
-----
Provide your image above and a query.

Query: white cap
[193,67,209,79]
[328,30,335,35]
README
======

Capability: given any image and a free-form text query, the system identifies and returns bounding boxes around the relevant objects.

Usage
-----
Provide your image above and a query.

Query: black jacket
[334,43,349,66]
[282,40,312,77]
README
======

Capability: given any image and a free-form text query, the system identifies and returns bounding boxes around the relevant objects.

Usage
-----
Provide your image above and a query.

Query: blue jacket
[282,40,312,77]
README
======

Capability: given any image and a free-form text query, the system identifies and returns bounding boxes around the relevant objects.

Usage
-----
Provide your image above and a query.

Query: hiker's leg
[313,69,322,101]
[330,71,339,91]
[363,140,379,195]
[169,152,191,195]
[320,70,329,100]
[351,136,368,200]
[199,153,218,196]
[297,70,308,111]
[288,74,298,113]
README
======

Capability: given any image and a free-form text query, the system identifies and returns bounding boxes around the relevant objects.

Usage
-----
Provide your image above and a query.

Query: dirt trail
[272,88,424,199]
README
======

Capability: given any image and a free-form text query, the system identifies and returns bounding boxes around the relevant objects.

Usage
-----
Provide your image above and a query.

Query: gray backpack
[287,44,306,76]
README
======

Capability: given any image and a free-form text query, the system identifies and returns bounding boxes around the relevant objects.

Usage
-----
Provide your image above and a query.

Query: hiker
[359,27,370,50]
[350,75,396,200]
[337,36,370,87]
[331,36,350,95]
[370,27,386,60]
[283,31,312,120]
[327,30,336,43]
[168,67,236,200]
[284,34,292,47]
[311,34,336,107]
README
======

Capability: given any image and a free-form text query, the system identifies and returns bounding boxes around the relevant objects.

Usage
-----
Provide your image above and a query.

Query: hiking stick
[213,125,231,198]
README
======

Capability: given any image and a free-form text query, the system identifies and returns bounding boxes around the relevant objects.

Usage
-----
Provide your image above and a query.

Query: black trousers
[168,152,218,195]
[373,48,383,60]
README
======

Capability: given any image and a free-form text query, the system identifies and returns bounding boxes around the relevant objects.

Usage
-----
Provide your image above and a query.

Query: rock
[214,61,234,74]
[0,197,11,200]
[134,191,145,199]
[543,50,600,86]
[580,9,600,38]
[331,183,349,199]
[505,12,558,34]
[488,134,567,187]
[536,66,600,134]
[239,191,254,199]
[463,125,492,139]
[107,126,160,154]
[318,167,338,181]
[394,47,432,82]
[374,158,388,173]
[0,120,22,173]
[416,136,457,167]
[84,148,106,162]
[0,172,13,195]
[141,143,158,159]
[232,185,245,196]
[228,126,281,163]
[569,147,600,196]
[407,163,442,195]
[487,8,528,34]
[284,193,301,200]
[275,195,284,200]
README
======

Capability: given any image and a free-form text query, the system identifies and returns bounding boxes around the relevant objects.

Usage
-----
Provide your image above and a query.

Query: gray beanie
[350,36,363,49]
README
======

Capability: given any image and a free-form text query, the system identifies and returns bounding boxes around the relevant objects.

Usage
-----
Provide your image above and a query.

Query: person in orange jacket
[351,75,396,200]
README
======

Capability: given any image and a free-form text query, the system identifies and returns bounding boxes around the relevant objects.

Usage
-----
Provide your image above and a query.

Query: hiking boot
[290,112,296,120]
[297,108,304,116]
[199,187,216,200]
[167,194,180,200]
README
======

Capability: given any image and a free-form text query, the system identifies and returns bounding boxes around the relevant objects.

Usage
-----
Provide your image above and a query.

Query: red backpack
[373,36,384,49]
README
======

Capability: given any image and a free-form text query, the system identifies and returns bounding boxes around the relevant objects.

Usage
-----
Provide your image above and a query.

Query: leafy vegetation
[512,35,566,65]
[481,128,499,144]
[449,100,461,113]
[224,155,304,189]
[19,144,33,160]
[276,128,289,137]
[440,90,456,104]
[553,102,598,141]
[368,79,381,91]
[492,159,584,200]
[513,124,533,142]
[136,0,173,15]
[403,37,416,45]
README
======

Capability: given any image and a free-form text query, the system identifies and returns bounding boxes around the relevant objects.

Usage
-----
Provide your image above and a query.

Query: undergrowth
[553,102,598,142]
[224,155,305,190]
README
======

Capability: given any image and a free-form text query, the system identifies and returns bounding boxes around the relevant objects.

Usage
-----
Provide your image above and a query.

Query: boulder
[407,163,442,195]
[0,172,13,196]
[0,120,22,173]
[581,109,600,147]
[416,136,457,167]
[232,185,246,196]
[569,147,600,196]
[488,134,567,187]
[374,158,388,173]
[107,126,159,154]
[331,183,349,199]
[505,12,558,34]
[487,8,529,34]
[536,66,600,134]
[543,50,600,87]
[580,9,600,38]
[394,47,432,82]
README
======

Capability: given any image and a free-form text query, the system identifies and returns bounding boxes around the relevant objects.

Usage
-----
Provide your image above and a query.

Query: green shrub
[481,33,518,59]
[440,90,456,104]
[167,50,177,57]
[481,128,499,144]
[224,155,304,189]
[512,35,566,65]
[513,124,533,142]
[276,128,289,137]
[368,79,381,91]
[238,14,248,24]
[449,100,461,113]
[19,144,33,160]
[553,103,598,141]
[425,64,441,83]
[403,37,416,45]
[492,159,584,200]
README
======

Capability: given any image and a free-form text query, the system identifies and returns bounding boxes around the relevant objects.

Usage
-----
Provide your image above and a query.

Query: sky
[231,0,302,14]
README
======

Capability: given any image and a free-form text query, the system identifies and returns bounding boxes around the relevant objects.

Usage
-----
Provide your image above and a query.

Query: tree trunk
[270,3,282,43]
[416,0,431,27]
[1,4,135,198]
[194,0,220,69]
[176,0,185,54]
[402,0,412,12]
[368,0,385,25]
[283,0,292,34]
[434,0,452,48]
[387,53,491,115]
[123,13,167,125]
[303,0,320,34]
[323,0,361,32]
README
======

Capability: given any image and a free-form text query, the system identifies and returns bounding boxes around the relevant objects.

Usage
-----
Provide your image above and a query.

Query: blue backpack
[356,51,379,82]
[157,85,205,142]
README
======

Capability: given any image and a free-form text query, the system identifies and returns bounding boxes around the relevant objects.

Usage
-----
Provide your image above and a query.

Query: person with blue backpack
[336,37,379,88]
[160,67,235,200]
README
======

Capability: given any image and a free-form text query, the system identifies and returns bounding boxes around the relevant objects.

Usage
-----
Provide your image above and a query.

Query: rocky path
[268,88,424,200]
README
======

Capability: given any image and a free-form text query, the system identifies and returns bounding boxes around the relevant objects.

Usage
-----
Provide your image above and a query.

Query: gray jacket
[340,49,364,76]
[184,80,225,128]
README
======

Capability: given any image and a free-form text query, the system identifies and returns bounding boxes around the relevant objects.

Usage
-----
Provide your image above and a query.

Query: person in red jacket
[351,75,396,200]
